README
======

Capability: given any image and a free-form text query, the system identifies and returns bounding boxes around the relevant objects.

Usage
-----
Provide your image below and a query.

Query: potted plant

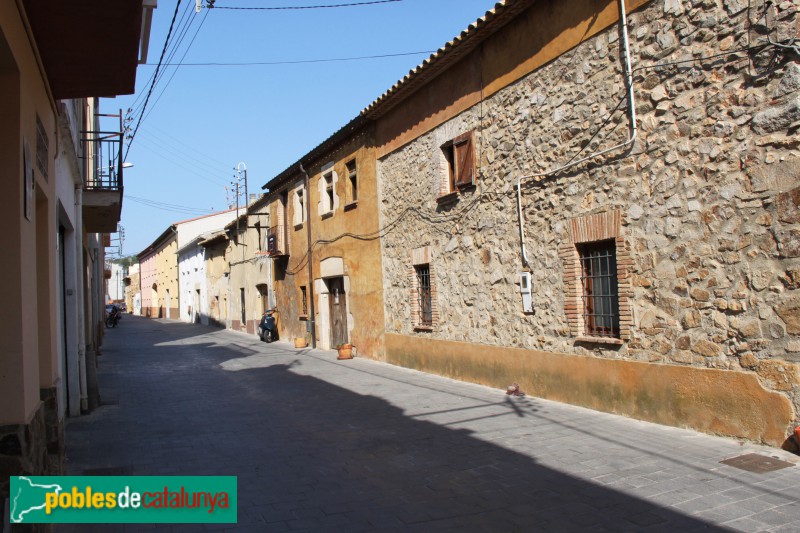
[336,343,354,360]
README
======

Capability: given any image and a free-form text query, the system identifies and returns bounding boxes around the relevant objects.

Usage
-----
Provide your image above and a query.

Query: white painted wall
[107,263,126,301]
[175,210,237,249]
[178,242,208,324]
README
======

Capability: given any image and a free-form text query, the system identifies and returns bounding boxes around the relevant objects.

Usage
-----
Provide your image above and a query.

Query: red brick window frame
[410,246,438,331]
[437,130,476,204]
[558,210,632,344]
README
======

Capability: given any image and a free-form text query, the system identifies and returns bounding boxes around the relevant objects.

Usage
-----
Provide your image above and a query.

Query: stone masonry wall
[378,0,800,419]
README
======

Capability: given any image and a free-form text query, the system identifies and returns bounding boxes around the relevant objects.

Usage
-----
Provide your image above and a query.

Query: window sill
[414,325,433,332]
[575,336,624,346]
[321,211,334,220]
[344,201,358,211]
[299,315,308,321]
[435,191,459,205]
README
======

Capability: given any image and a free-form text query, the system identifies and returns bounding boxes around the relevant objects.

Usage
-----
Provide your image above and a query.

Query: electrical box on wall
[520,272,533,314]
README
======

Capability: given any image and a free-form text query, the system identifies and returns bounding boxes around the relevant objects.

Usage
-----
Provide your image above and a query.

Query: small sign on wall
[23,139,33,221]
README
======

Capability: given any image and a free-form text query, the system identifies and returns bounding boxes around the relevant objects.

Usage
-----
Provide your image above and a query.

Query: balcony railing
[267,225,288,256]
[82,120,124,192]
[81,112,125,233]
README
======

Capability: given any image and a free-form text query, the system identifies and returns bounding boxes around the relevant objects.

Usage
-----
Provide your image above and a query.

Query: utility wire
[146,50,436,67]
[141,9,211,125]
[210,0,402,10]
[134,137,232,186]
[139,123,232,171]
[126,0,184,160]
[128,2,194,117]
[129,2,196,120]
[284,39,797,273]
[127,195,217,215]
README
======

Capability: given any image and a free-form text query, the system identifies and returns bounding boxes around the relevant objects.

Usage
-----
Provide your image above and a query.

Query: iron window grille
[415,265,432,326]
[578,240,620,338]
[300,286,308,316]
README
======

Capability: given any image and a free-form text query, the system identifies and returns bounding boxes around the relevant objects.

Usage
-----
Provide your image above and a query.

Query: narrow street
[63,316,800,532]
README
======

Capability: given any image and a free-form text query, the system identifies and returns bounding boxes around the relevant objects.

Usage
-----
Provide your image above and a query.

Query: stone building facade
[376,0,800,445]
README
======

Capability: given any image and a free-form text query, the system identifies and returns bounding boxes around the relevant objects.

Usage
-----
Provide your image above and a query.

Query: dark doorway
[327,277,347,347]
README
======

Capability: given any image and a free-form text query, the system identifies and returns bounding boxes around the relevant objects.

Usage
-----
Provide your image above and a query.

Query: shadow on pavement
[64,315,727,532]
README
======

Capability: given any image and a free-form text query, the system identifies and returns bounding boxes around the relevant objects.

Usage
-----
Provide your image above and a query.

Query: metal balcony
[82,114,124,233]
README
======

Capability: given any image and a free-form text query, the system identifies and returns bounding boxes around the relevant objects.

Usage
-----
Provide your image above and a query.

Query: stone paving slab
[59,316,800,532]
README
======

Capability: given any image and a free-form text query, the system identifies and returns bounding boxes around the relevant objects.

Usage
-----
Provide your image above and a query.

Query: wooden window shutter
[453,131,475,189]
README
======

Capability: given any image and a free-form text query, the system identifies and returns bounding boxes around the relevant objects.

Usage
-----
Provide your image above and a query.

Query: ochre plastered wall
[385,334,794,446]
[0,0,58,425]
[271,128,386,357]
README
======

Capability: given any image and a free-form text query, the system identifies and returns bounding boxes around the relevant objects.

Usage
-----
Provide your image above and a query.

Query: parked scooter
[105,305,122,328]
[258,309,278,343]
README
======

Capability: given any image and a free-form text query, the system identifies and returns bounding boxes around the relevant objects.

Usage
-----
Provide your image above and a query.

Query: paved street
[62,315,800,532]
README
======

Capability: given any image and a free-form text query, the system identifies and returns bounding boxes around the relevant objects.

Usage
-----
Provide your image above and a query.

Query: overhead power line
[146,50,435,67]
[126,0,184,160]
[209,0,402,10]
[127,195,217,215]
[140,9,211,125]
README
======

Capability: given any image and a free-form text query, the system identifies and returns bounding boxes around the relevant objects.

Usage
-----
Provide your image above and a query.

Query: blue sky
[103,0,494,256]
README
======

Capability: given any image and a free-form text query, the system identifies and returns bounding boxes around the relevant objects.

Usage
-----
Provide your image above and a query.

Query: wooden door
[328,277,348,347]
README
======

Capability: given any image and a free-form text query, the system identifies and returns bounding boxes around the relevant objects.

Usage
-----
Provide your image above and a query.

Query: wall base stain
[385,334,795,447]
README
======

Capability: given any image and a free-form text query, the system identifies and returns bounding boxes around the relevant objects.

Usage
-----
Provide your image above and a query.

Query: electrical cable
[127,195,217,215]
[140,122,232,169]
[136,127,231,176]
[147,50,437,67]
[283,35,798,275]
[126,0,184,160]
[129,2,196,120]
[210,0,402,10]
[134,137,232,185]
[142,10,211,124]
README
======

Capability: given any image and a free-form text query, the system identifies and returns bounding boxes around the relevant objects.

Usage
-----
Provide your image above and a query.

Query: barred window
[300,286,308,317]
[415,264,432,326]
[578,240,620,338]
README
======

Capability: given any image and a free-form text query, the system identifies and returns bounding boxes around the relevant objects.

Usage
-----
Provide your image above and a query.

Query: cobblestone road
[62,316,800,532]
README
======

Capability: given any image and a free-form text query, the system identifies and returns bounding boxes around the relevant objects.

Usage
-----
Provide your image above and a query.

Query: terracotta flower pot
[294,337,307,348]
[337,344,353,360]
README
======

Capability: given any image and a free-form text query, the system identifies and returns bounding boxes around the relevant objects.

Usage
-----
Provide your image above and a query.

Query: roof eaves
[361,0,533,119]
[137,224,177,259]
[260,114,367,193]
[199,231,229,247]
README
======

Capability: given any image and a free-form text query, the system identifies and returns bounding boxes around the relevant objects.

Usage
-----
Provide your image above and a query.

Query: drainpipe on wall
[515,0,637,267]
[300,163,316,349]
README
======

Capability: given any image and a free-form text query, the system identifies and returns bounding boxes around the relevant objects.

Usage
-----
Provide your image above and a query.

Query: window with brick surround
[438,130,475,202]
[558,210,632,343]
[415,265,432,326]
[410,246,438,330]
